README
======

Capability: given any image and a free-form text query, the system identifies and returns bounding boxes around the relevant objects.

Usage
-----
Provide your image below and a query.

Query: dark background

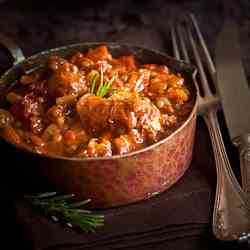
[0,0,249,249]
[1,0,250,80]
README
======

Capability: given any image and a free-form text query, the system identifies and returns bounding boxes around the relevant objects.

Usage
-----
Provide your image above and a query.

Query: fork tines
[170,13,219,108]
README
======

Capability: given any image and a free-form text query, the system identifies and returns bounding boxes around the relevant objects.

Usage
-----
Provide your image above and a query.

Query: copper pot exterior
[39,107,197,208]
[0,41,198,208]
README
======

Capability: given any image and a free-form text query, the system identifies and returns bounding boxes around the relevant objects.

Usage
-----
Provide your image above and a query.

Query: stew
[0,45,193,158]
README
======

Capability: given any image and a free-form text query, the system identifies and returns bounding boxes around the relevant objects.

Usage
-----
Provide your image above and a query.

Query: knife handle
[235,134,250,196]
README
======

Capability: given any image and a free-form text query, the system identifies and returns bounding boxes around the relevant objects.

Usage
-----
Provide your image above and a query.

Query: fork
[170,14,250,243]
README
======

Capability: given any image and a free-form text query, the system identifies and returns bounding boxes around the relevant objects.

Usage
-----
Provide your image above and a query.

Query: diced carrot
[2,126,21,145]
[128,72,138,86]
[167,87,189,102]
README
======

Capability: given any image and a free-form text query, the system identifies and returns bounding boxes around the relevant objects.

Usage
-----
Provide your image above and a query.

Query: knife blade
[215,20,250,194]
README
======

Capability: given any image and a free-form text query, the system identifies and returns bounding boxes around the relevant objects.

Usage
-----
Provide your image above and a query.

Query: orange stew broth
[0,45,193,158]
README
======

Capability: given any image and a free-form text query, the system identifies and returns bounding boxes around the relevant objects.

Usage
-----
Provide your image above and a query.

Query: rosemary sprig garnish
[90,71,100,94]
[25,192,104,232]
[96,75,116,97]
[96,64,104,96]
[89,64,116,98]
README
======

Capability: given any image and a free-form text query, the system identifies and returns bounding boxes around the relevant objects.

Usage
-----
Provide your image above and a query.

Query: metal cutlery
[170,14,250,242]
[215,20,250,197]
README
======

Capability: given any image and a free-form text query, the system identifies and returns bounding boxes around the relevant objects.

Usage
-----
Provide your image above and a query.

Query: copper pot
[0,36,198,208]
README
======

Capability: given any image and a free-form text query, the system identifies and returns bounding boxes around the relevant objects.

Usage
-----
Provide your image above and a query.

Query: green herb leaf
[96,65,104,97]
[25,192,104,232]
[98,75,116,97]
[90,71,100,94]
[90,65,116,98]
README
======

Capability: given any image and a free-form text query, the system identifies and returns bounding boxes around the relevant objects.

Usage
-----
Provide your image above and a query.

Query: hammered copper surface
[40,109,197,208]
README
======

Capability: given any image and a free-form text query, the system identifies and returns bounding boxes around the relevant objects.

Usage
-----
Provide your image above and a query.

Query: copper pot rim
[0,42,199,162]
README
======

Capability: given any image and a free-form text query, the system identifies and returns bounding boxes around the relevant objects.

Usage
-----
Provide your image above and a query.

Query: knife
[215,20,250,195]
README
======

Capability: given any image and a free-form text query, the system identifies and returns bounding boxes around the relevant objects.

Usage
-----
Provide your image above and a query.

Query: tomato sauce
[0,45,192,158]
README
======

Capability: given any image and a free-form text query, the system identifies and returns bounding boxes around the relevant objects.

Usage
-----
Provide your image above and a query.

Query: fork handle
[204,109,249,241]
[234,134,250,196]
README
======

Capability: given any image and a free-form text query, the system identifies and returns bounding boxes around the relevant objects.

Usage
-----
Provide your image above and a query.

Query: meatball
[47,56,86,98]
[76,95,112,135]
[10,93,44,134]
[76,93,162,139]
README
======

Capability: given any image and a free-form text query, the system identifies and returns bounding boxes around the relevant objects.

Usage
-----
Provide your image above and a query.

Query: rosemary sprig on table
[25,192,104,232]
